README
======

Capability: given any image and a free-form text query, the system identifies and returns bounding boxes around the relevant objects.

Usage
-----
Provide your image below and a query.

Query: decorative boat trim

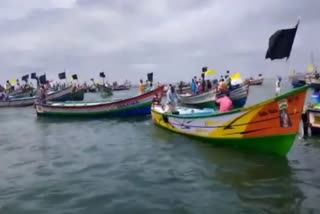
[35,85,164,117]
[151,85,308,156]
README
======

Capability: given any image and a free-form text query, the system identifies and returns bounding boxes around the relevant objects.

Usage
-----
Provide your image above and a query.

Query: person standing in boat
[201,70,206,92]
[138,79,145,94]
[206,80,212,90]
[275,76,281,96]
[215,91,233,113]
[165,84,179,113]
[39,85,47,104]
[190,78,197,94]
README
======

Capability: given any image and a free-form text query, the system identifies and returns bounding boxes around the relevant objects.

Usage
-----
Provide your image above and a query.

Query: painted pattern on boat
[35,85,164,117]
[152,85,308,156]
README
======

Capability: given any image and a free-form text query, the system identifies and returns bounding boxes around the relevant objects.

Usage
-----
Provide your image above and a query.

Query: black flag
[265,20,299,60]
[72,74,78,80]
[58,72,66,80]
[100,72,106,78]
[39,74,47,84]
[202,67,208,73]
[22,74,29,82]
[31,72,37,80]
[147,72,153,82]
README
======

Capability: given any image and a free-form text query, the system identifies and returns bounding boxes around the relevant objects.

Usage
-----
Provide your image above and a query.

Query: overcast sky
[0,0,319,83]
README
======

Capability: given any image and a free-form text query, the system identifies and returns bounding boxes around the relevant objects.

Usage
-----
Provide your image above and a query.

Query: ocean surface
[0,79,319,214]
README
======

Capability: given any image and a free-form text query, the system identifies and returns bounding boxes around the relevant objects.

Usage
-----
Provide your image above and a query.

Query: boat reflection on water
[195,143,305,213]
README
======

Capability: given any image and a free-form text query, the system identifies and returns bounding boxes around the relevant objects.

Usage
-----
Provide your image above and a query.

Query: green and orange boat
[151,85,308,156]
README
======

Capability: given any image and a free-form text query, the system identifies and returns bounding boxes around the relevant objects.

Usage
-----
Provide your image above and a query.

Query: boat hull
[97,84,113,97]
[292,81,306,88]
[0,86,81,107]
[309,79,320,90]
[249,78,264,85]
[35,86,164,118]
[151,85,308,156]
[49,89,84,102]
[0,97,37,107]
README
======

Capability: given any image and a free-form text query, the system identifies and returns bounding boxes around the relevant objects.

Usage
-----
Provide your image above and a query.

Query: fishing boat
[0,96,37,107]
[308,78,320,90]
[151,85,308,156]
[112,81,131,91]
[0,86,81,107]
[248,78,264,85]
[291,80,306,88]
[96,83,113,98]
[46,86,84,102]
[9,87,35,98]
[302,102,320,135]
[34,85,164,117]
[178,84,249,108]
[290,73,306,88]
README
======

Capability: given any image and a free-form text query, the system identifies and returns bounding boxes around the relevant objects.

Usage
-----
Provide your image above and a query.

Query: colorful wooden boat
[151,85,308,156]
[34,85,164,117]
[0,86,82,107]
[178,84,249,108]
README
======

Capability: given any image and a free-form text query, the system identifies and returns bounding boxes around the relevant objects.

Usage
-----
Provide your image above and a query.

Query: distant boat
[0,86,83,107]
[178,84,249,109]
[96,84,113,98]
[34,85,165,118]
[248,78,264,85]
[112,81,131,91]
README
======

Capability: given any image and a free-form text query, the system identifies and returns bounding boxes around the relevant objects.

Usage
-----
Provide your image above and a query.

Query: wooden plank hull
[151,85,308,156]
[34,86,164,117]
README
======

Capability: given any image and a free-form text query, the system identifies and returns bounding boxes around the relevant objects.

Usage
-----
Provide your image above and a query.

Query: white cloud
[0,0,319,83]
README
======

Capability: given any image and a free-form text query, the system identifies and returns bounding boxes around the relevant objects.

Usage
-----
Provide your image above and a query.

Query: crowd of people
[0,80,34,101]
[138,79,158,95]
[151,69,235,113]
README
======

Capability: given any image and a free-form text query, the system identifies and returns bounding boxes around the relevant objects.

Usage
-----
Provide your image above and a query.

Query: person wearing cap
[216,91,233,113]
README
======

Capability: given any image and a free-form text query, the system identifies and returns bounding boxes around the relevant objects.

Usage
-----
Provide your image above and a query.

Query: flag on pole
[9,79,17,84]
[58,72,66,80]
[72,74,78,80]
[205,69,216,76]
[307,64,314,72]
[230,72,241,81]
[265,20,299,60]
